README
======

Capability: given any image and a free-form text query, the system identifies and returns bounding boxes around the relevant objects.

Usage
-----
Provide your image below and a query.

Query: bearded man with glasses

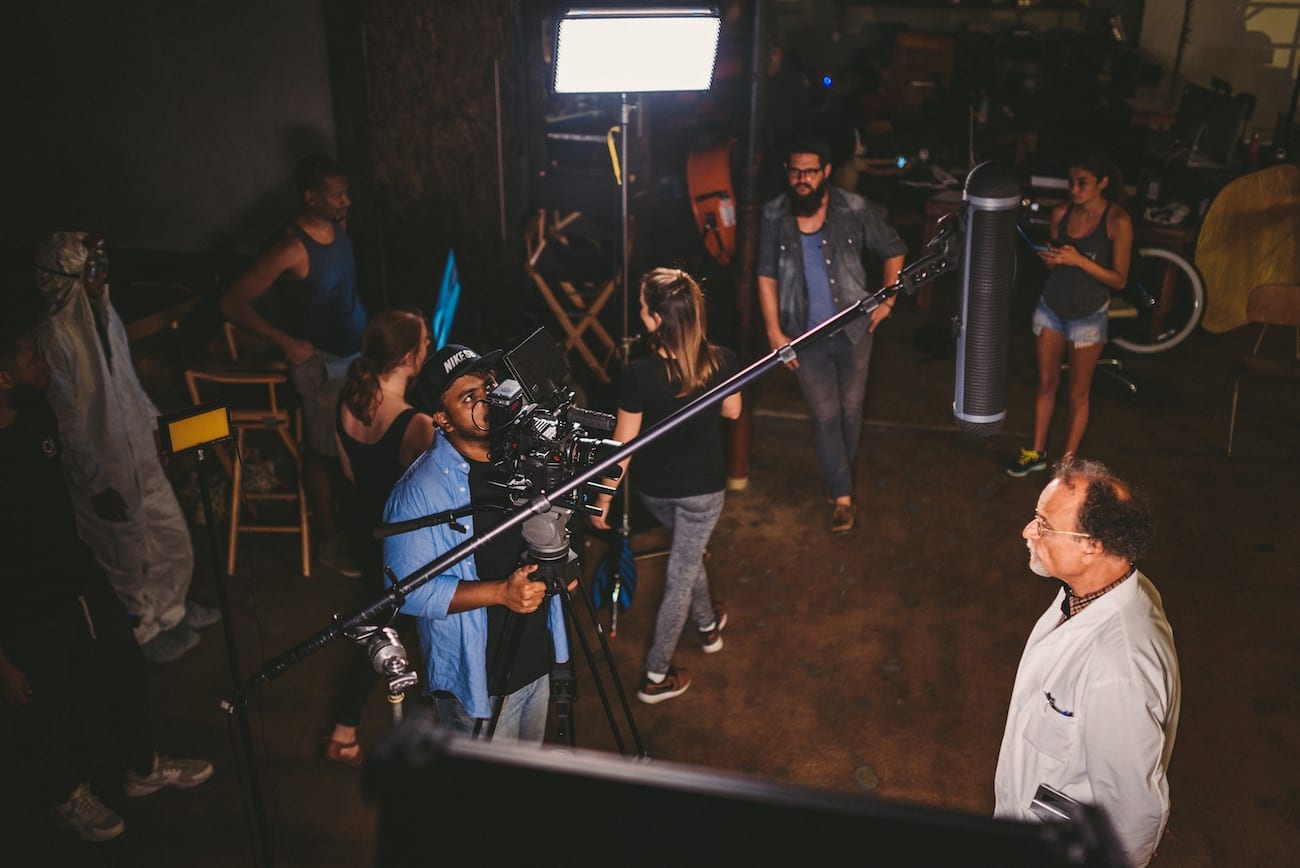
[994,456,1180,868]
[756,139,906,534]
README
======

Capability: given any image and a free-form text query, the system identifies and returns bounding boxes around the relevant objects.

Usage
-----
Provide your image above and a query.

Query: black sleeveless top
[1042,202,1114,320]
[337,406,419,580]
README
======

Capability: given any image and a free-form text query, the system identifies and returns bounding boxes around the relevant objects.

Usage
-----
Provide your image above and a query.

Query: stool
[524,210,621,383]
[184,368,310,576]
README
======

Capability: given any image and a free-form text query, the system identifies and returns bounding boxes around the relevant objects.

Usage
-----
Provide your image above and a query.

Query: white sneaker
[123,753,214,797]
[52,783,125,842]
[183,599,223,629]
[139,623,201,663]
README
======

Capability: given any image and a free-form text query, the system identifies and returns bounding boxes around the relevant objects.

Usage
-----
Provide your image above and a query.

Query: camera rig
[486,327,621,510]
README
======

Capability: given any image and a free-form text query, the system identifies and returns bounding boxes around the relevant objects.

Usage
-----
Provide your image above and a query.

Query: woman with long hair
[592,267,742,704]
[323,308,435,766]
[1006,151,1133,477]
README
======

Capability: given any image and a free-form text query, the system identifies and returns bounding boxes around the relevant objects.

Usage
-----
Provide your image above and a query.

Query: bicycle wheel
[1109,246,1206,354]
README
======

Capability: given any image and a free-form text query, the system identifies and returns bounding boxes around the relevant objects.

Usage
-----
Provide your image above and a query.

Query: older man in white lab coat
[33,231,218,663]
[994,456,1180,868]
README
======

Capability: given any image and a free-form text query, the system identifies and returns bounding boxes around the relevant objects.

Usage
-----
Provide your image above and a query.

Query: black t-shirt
[0,395,100,635]
[617,346,739,498]
[470,459,553,696]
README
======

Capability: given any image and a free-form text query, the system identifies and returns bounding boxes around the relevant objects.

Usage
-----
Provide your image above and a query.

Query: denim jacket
[758,186,907,343]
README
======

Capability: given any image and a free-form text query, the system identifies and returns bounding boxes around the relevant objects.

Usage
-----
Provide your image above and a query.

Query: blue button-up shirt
[383,436,569,718]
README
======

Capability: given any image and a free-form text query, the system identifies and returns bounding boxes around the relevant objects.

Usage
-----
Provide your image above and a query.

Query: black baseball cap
[411,344,501,414]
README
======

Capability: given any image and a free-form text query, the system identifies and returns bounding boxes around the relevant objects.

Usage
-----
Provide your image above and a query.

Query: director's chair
[524,209,621,383]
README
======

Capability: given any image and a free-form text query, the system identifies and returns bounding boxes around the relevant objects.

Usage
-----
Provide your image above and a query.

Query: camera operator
[381,344,570,743]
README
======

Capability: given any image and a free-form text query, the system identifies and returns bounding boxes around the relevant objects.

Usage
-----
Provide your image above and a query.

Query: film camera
[483,328,621,598]
[485,327,621,506]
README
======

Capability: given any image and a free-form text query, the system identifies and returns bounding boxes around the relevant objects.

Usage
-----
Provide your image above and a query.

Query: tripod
[482,504,645,755]
[369,496,644,753]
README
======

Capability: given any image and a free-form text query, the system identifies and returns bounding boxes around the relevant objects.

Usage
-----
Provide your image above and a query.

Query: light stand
[553,4,722,629]
[157,403,272,868]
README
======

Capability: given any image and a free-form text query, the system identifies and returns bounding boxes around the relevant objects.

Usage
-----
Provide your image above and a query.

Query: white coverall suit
[33,231,193,645]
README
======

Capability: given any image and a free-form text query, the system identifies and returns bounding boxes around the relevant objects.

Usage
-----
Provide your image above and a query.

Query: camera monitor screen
[502,327,571,404]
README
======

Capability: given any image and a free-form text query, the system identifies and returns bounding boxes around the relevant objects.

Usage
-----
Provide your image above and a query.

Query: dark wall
[360,0,530,347]
[11,0,338,258]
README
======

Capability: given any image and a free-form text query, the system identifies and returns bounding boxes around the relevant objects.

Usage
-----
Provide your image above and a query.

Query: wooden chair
[524,210,621,383]
[1227,283,1300,455]
[185,330,310,576]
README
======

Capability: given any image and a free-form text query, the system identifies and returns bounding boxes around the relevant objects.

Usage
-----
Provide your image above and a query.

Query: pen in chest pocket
[1045,691,1074,717]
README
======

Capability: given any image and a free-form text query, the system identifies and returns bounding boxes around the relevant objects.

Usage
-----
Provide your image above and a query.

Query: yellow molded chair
[1198,164,1300,334]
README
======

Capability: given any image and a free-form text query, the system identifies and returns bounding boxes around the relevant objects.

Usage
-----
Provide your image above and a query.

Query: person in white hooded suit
[33,231,217,663]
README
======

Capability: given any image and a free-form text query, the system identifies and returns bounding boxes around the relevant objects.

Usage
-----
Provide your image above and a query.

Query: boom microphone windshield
[953,162,1021,436]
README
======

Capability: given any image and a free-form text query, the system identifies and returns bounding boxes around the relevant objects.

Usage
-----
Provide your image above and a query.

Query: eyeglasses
[785,165,824,180]
[1032,513,1091,539]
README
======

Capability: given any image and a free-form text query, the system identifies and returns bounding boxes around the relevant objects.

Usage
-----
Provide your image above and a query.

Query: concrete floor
[9,268,1300,867]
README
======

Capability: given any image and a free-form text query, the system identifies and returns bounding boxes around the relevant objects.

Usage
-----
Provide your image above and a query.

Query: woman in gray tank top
[1006,152,1133,477]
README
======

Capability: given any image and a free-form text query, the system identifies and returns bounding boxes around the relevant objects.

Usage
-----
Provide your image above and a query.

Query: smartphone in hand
[1016,224,1051,253]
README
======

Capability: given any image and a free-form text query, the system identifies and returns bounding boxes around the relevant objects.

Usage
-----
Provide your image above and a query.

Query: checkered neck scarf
[1060,567,1134,621]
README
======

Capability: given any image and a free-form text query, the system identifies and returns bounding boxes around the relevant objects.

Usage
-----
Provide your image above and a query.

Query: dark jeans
[5,582,154,804]
[792,329,875,500]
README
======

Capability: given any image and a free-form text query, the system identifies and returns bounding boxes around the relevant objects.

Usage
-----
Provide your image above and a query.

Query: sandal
[323,736,364,769]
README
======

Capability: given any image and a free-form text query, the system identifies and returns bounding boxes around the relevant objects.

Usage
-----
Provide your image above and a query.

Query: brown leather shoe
[830,501,856,533]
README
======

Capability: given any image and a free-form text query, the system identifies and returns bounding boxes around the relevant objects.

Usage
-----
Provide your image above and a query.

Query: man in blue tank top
[221,154,369,577]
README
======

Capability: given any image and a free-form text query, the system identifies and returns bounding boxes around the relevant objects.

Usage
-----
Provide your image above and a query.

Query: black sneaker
[636,666,692,704]
[1005,448,1048,478]
[699,604,727,654]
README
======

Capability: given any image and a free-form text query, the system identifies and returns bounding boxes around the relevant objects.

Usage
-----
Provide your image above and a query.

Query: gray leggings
[637,490,725,676]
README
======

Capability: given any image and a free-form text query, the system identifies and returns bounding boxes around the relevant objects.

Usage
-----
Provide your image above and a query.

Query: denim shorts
[1032,298,1109,345]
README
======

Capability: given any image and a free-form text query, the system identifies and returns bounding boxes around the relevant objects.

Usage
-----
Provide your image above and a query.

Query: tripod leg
[550,661,577,747]
[558,573,647,757]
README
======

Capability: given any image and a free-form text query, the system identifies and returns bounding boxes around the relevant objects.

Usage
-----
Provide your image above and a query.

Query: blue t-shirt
[801,229,835,329]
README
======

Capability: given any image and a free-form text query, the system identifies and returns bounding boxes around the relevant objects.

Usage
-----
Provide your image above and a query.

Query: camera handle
[372,504,508,538]
[231,236,961,739]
